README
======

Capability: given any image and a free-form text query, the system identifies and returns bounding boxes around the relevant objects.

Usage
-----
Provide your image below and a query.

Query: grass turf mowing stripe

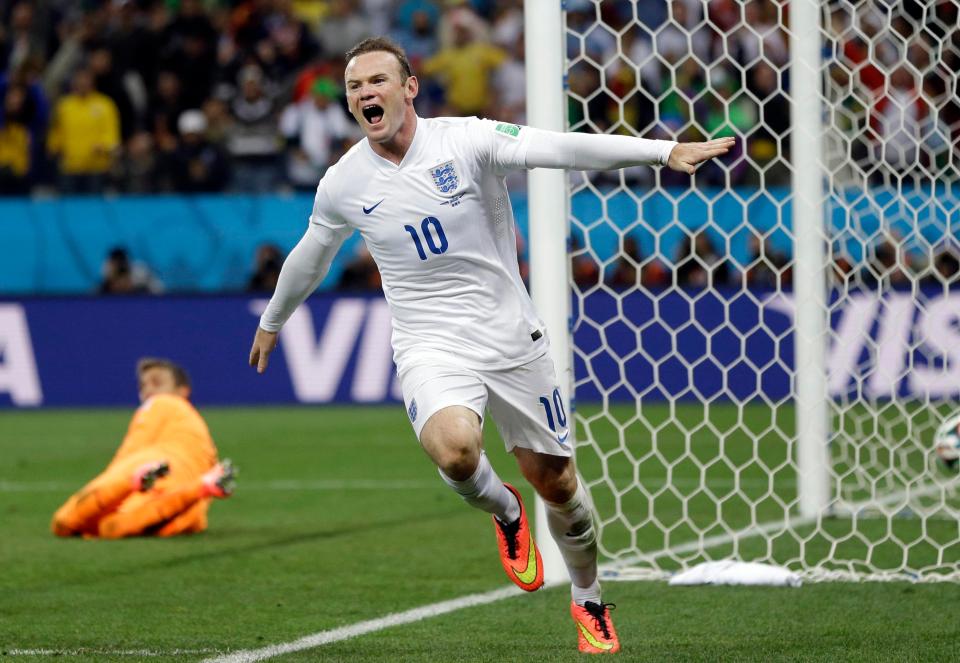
[0,479,437,492]
[199,511,805,662]
[0,476,797,493]
[205,478,959,662]
[200,586,525,663]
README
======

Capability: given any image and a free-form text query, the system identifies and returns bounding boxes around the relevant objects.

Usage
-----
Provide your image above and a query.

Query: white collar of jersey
[362,115,425,173]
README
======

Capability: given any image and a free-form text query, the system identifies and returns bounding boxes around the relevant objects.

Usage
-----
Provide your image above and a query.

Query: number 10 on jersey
[404,217,448,260]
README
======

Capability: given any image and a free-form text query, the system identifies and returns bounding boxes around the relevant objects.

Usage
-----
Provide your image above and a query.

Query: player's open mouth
[362,104,384,125]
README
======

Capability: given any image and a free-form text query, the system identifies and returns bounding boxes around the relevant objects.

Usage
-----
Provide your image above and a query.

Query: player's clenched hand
[249,327,278,374]
[666,136,736,174]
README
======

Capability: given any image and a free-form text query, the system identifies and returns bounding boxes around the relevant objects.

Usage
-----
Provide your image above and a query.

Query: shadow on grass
[24,507,463,593]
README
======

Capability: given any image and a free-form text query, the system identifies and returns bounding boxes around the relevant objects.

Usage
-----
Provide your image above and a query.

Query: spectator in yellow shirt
[0,84,31,195]
[422,22,507,116]
[47,68,120,193]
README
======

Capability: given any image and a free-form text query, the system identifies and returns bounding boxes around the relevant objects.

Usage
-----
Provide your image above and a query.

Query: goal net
[561,0,960,582]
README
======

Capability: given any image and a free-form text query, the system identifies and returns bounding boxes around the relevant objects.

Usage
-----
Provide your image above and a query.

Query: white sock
[545,478,601,603]
[571,578,602,607]
[439,452,520,523]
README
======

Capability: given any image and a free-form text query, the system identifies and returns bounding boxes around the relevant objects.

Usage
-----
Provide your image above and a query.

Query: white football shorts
[399,350,573,457]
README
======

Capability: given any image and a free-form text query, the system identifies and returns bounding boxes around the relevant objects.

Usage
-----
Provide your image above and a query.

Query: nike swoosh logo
[511,528,539,585]
[576,621,614,651]
[556,430,570,445]
[363,199,384,215]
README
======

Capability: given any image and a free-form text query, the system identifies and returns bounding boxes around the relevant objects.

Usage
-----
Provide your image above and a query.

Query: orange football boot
[570,601,620,654]
[200,459,237,498]
[131,460,169,492]
[493,483,543,591]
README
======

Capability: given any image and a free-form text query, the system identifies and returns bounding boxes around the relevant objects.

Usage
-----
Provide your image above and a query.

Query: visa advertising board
[0,290,958,408]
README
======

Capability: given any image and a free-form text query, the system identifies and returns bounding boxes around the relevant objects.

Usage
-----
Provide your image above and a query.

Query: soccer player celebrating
[51,358,236,539]
[249,37,733,654]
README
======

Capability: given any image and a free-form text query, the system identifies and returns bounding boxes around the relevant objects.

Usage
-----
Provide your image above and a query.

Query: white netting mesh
[564,0,960,582]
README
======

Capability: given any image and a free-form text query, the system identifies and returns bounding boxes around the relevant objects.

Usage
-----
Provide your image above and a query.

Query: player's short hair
[137,357,191,390]
[345,37,413,81]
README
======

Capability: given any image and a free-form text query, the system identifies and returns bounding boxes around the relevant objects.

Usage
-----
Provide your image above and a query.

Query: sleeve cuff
[658,140,678,166]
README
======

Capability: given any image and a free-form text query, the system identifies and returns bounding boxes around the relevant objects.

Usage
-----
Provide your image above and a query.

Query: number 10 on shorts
[539,387,567,433]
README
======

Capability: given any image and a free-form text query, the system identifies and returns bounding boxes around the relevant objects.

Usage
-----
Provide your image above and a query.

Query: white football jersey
[310,116,546,374]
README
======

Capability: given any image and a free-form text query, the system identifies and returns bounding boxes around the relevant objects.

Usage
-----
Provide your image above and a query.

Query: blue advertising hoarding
[1,290,958,409]
[3,186,956,295]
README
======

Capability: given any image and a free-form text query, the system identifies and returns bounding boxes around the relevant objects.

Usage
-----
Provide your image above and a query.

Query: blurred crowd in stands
[0,0,532,195]
[2,0,957,196]
[567,0,959,188]
[2,0,957,294]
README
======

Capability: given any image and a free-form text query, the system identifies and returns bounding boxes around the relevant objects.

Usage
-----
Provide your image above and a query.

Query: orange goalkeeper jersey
[110,393,217,477]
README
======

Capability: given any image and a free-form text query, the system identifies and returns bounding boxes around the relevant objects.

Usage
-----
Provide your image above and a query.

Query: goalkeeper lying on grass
[51,358,235,539]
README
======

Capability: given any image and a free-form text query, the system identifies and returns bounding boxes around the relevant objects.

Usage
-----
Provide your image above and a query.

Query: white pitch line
[200,585,524,663]
[6,648,223,657]
[0,479,437,493]
[248,479,435,491]
[0,476,791,493]
[0,480,75,492]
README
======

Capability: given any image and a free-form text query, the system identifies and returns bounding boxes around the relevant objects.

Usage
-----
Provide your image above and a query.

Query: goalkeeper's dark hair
[137,357,191,389]
[345,37,413,81]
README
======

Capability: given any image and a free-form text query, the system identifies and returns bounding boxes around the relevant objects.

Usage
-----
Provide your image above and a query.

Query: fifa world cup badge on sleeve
[429,161,459,194]
[495,122,521,138]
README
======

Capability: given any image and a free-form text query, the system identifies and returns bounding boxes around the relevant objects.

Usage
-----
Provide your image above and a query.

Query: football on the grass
[934,413,960,470]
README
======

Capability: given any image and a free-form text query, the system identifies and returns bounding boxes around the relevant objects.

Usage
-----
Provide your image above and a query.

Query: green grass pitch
[2,405,959,662]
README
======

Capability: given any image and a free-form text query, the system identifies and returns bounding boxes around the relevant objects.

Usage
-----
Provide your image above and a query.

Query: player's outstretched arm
[523,127,734,173]
[249,327,278,374]
[665,137,736,174]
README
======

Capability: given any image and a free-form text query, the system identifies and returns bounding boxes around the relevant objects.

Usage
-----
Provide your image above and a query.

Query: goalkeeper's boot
[571,601,620,654]
[131,460,170,492]
[201,459,237,498]
[493,483,543,592]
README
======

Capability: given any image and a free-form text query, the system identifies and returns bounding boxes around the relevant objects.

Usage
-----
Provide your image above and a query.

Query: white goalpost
[789,0,830,519]
[527,0,960,583]
[525,0,573,585]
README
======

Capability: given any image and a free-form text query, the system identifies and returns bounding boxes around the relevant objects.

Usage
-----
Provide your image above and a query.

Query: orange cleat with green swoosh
[493,483,543,592]
[571,601,620,654]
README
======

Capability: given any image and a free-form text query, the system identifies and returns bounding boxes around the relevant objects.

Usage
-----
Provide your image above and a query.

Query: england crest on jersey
[429,160,459,193]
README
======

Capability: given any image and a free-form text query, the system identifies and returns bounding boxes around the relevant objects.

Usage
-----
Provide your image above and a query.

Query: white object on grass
[668,561,802,588]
